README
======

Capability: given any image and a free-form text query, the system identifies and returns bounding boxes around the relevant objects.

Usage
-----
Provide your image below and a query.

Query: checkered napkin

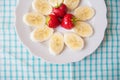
[0,0,120,80]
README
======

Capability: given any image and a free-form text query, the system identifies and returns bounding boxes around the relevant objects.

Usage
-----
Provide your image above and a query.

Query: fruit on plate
[64,33,84,50]
[64,0,80,10]
[32,0,52,15]
[31,25,54,42]
[74,6,95,21]
[61,14,76,30]
[48,0,63,7]
[46,14,60,28]
[49,32,64,55]
[23,0,96,55]
[73,21,93,37]
[23,12,45,27]
[52,3,67,18]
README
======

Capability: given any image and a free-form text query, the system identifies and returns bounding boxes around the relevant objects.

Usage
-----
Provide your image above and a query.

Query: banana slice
[48,0,63,7]
[32,0,52,15]
[23,12,45,27]
[64,33,84,50]
[31,25,54,42]
[73,22,93,37]
[74,6,95,21]
[49,32,64,55]
[64,0,80,10]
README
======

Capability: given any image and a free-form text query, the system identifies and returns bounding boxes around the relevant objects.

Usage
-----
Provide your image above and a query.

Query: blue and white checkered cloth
[0,0,120,80]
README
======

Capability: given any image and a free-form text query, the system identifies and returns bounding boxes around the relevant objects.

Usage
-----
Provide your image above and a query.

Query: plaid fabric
[0,0,120,80]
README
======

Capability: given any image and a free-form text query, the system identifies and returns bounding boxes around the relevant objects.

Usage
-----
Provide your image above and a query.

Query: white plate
[15,0,107,64]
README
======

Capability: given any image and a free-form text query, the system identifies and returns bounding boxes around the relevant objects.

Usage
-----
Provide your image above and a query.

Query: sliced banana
[31,25,54,42]
[64,33,84,50]
[74,6,95,21]
[73,21,93,37]
[23,12,45,27]
[49,32,64,55]
[48,0,63,7]
[64,0,80,10]
[32,0,52,15]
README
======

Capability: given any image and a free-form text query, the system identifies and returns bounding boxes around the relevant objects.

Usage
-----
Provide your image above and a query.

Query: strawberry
[61,14,76,29]
[52,4,67,18]
[59,3,67,12]
[46,14,60,28]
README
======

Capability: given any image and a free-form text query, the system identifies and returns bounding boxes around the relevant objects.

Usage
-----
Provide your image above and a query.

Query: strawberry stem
[46,16,50,25]
[55,0,62,8]
[74,17,80,22]
[57,2,59,7]
[72,17,81,24]
[55,1,60,8]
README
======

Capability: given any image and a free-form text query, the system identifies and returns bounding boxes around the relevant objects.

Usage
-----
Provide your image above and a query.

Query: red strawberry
[61,14,76,29]
[46,14,60,28]
[59,4,67,12]
[52,4,67,18]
